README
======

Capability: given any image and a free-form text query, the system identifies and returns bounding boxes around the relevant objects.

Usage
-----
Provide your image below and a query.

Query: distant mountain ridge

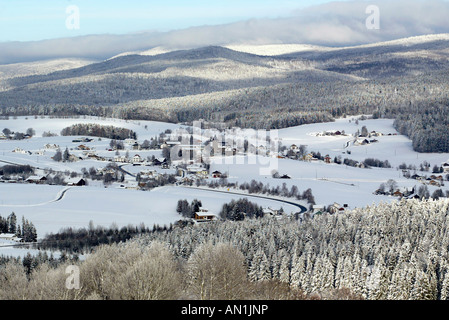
[0,34,449,145]
[3,33,449,85]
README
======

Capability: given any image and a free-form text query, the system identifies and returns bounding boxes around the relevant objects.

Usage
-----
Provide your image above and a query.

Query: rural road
[0,187,72,207]
[180,186,308,214]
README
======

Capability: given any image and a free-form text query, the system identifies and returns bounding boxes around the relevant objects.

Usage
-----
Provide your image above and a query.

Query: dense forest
[393,99,449,152]
[1,77,447,152]
[60,123,137,140]
[2,198,449,300]
[136,198,449,300]
[1,43,449,152]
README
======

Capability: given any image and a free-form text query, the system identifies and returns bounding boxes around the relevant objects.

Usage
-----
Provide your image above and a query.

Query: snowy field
[0,115,448,243]
[0,116,186,174]
[0,184,300,239]
[209,155,397,208]
[209,116,449,209]
[0,116,182,139]
[277,116,449,168]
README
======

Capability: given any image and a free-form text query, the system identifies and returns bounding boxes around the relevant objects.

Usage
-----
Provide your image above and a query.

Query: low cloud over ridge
[1,0,449,64]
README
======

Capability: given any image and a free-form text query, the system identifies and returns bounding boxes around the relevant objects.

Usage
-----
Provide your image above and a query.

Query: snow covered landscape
[3,0,449,302]
[0,115,447,242]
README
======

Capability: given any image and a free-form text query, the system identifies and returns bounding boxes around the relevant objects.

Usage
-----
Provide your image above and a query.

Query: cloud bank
[1,0,449,64]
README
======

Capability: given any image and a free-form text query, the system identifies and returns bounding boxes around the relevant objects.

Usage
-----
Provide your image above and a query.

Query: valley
[1,32,449,302]
[0,114,447,245]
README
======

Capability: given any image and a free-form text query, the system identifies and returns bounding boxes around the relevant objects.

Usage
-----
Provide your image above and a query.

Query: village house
[354,138,370,146]
[114,155,128,163]
[312,205,326,215]
[225,146,237,156]
[411,174,424,181]
[186,165,209,177]
[66,178,87,186]
[152,157,167,166]
[263,207,283,216]
[211,140,226,156]
[12,147,27,154]
[329,203,348,214]
[393,190,404,197]
[132,154,144,165]
[132,142,140,150]
[429,180,441,187]
[87,154,105,161]
[429,175,444,181]
[0,233,21,242]
[303,153,314,162]
[76,145,90,151]
[26,175,47,184]
[34,150,45,156]
[211,170,223,178]
[194,207,217,222]
[139,169,157,179]
[257,145,267,156]
[370,131,383,137]
[68,154,81,162]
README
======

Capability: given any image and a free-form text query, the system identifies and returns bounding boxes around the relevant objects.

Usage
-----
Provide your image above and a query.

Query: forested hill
[1,35,449,151]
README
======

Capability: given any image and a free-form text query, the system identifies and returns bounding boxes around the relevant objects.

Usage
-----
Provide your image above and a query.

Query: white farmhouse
[12,147,27,154]
[132,154,143,164]
[0,233,21,242]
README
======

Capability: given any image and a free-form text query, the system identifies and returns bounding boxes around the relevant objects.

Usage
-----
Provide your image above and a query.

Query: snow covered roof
[26,175,47,181]
[0,233,17,239]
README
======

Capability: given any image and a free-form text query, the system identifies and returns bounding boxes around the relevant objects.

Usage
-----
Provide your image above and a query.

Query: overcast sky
[0,0,327,42]
[1,0,449,64]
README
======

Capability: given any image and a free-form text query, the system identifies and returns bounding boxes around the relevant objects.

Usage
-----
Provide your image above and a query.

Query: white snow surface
[0,115,448,244]
[0,184,299,239]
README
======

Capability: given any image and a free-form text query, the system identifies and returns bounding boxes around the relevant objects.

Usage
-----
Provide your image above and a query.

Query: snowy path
[180,186,308,214]
[0,186,72,207]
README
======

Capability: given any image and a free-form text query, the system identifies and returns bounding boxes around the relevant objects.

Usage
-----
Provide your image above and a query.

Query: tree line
[0,212,37,242]
[34,222,157,255]
[60,123,137,140]
[138,198,449,300]
[1,76,448,152]
[196,179,316,206]
[3,198,449,299]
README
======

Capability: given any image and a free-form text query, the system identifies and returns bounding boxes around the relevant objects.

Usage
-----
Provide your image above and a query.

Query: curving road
[180,186,308,214]
[0,187,72,207]
[53,187,72,202]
